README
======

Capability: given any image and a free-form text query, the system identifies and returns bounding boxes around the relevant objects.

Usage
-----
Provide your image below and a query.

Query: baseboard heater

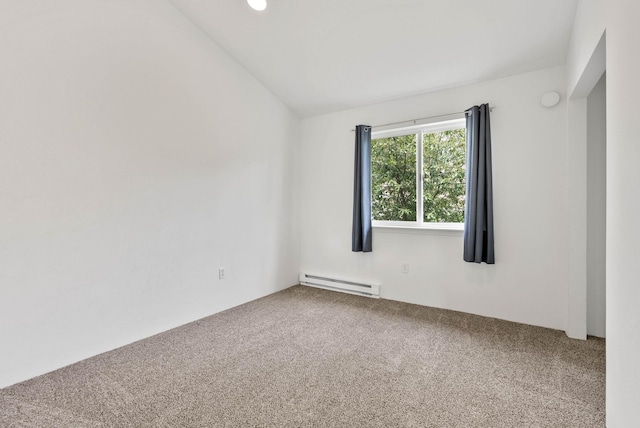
[299,273,380,298]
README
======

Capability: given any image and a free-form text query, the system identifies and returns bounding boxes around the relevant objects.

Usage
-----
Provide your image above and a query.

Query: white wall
[567,0,640,425]
[586,72,606,338]
[300,67,569,331]
[564,1,606,341]
[566,0,606,97]
[606,0,640,425]
[0,0,300,387]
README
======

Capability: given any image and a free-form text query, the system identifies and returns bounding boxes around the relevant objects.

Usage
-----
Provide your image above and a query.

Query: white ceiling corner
[168,0,579,117]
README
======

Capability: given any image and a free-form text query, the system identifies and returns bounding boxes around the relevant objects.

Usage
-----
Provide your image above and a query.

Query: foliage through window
[371,119,466,225]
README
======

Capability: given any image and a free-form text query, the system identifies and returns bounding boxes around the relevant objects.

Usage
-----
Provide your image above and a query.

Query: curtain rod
[350,107,495,132]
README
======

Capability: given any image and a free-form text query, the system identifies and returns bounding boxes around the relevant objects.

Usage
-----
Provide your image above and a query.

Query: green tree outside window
[371,128,466,223]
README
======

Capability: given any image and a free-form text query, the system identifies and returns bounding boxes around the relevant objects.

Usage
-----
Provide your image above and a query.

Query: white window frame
[371,117,466,231]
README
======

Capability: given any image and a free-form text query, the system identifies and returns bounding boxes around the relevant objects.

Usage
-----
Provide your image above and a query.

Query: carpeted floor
[0,285,605,427]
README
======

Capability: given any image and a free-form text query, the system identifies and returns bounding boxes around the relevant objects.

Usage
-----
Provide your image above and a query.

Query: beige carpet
[0,285,605,427]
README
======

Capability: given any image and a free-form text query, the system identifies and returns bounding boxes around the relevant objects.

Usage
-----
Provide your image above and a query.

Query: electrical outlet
[401,262,410,274]
[219,267,225,280]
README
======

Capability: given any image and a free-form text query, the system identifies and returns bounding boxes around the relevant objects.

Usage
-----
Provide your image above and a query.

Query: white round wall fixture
[247,0,267,11]
[541,91,561,108]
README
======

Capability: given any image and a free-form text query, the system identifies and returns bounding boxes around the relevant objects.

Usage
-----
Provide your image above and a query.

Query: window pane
[371,134,417,221]
[423,129,466,223]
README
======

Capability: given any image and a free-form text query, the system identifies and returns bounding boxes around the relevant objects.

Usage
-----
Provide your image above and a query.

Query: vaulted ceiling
[169,0,579,117]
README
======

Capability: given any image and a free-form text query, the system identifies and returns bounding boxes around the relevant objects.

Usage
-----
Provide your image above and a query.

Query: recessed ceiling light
[247,0,267,11]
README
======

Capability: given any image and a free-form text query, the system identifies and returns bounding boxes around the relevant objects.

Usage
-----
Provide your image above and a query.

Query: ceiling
[168,0,579,117]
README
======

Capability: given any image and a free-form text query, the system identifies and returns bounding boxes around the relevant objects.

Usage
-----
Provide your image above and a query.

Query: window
[371,118,466,228]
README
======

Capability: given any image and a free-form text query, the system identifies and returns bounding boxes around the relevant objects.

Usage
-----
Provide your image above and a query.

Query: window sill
[372,222,464,236]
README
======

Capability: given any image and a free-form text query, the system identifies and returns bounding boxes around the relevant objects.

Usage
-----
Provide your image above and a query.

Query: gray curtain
[352,125,372,252]
[464,104,495,264]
